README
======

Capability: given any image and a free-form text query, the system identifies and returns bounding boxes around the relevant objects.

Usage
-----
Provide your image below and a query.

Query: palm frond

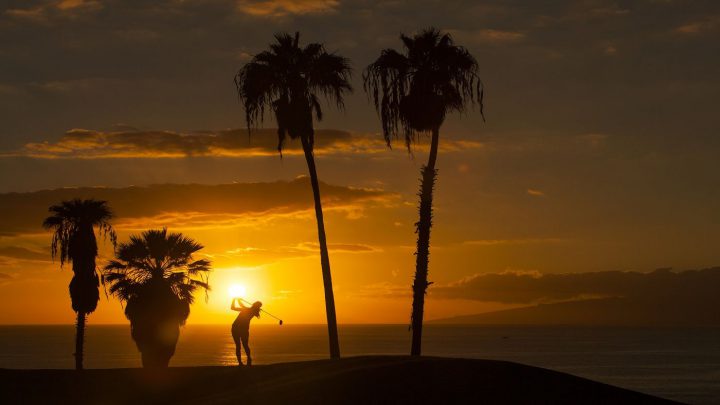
[363,27,484,149]
[43,199,116,267]
[234,31,353,155]
[102,229,213,311]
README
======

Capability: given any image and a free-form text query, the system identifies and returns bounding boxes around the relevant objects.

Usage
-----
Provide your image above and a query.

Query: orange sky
[1,138,718,325]
[0,164,521,325]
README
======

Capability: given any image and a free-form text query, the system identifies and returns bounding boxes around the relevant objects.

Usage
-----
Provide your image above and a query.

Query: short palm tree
[102,229,211,368]
[43,199,116,370]
[364,28,484,355]
[234,32,351,359]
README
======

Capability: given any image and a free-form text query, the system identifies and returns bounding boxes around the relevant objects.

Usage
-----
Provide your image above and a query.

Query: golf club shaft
[239,297,282,321]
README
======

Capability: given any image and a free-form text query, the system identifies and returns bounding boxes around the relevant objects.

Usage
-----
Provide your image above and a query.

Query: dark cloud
[3,128,481,159]
[432,267,720,305]
[1,0,718,151]
[0,178,394,235]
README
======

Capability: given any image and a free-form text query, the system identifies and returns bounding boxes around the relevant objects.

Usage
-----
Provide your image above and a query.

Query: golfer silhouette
[231,298,262,366]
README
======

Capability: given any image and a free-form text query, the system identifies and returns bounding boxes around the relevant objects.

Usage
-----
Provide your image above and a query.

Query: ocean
[1,324,718,404]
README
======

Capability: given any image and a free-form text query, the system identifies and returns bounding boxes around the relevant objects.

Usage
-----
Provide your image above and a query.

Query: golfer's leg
[232,332,243,365]
[241,333,251,366]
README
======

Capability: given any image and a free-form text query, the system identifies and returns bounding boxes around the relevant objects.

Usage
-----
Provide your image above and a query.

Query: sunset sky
[0,0,718,325]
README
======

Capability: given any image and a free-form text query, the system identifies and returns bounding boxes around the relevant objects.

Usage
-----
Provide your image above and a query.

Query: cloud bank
[432,268,720,305]
[0,178,394,236]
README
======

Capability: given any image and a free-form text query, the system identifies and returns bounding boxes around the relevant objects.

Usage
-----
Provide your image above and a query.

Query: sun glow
[228,283,248,299]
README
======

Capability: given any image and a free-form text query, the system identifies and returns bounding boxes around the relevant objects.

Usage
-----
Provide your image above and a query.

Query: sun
[228,283,247,298]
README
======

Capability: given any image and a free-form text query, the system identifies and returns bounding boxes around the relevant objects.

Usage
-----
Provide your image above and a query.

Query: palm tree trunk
[75,312,86,370]
[410,127,440,356]
[301,137,341,359]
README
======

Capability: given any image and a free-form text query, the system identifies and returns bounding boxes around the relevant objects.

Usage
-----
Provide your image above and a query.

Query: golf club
[238,297,284,325]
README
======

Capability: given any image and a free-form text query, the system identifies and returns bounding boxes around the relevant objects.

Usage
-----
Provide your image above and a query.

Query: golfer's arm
[231,299,248,311]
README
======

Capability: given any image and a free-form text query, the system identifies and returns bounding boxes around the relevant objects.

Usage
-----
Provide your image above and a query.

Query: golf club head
[279,320,283,326]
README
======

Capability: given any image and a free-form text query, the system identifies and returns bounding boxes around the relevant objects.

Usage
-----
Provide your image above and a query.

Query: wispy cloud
[286,242,379,253]
[674,15,720,35]
[474,28,525,43]
[206,241,379,266]
[448,28,525,45]
[0,246,48,261]
[576,133,608,148]
[3,6,48,22]
[463,238,563,246]
[354,281,409,298]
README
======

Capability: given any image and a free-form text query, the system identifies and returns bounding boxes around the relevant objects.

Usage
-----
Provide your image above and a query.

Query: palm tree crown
[235,32,352,154]
[103,228,211,313]
[43,198,116,269]
[364,27,484,149]
[42,198,116,314]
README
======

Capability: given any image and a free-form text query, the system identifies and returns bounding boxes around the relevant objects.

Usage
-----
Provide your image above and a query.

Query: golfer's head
[252,301,262,317]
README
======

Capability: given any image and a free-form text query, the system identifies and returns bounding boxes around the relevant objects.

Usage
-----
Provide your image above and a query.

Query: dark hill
[0,356,678,404]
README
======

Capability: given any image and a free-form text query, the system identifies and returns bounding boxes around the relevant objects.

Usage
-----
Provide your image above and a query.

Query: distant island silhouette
[430,267,720,326]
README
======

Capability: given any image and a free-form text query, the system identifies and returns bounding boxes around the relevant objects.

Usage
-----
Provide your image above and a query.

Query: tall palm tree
[234,32,351,359]
[102,228,211,368]
[364,28,484,355]
[43,199,116,370]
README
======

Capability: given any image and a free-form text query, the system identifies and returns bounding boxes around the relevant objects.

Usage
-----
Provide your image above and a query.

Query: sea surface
[1,324,718,404]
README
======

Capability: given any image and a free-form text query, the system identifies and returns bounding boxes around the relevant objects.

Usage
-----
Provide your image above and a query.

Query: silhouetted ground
[0,356,680,404]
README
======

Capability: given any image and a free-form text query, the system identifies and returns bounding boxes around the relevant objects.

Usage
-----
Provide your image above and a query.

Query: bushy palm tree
[364,28,484,355]
[43,199,116,370]
[102,228,211,368]
[234,32,352,359]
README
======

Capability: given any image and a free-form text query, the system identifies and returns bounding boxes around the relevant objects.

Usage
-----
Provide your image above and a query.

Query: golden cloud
[4,128,483,159]
[237,0,338,17]
[4,0,101,22]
